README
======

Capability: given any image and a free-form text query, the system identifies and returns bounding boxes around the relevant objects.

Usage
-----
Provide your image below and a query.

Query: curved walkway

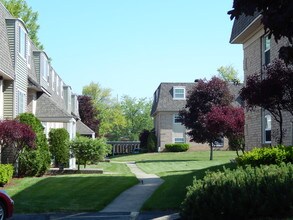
[101,162,164,213]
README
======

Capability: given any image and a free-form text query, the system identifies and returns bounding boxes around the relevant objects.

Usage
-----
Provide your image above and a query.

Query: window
[51,70,55,91]
[18,26,26,59]
[174,137,185,143]
[173,87,185,99]
[263,35,270,66]
[174,114,181,124]
[61,81,64,98]
[27,41,31,68]
[264,114,271,143]
[17,90,25,115]
[41,55,49,81]
[56,75,59,95]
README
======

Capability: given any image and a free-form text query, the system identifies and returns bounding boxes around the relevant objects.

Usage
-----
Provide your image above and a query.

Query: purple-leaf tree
[0,120,36,164]
[179,77,233,160]
[78,95,100,136]
[228,0,293,64]
[240,59,293,144]
[205,106,245,156]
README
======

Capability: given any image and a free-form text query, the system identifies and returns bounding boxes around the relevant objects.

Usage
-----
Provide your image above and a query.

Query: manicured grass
[2,162,138,213]
[112,151,238,211]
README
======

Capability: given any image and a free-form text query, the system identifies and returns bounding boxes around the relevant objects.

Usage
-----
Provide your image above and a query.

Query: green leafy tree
[120,95,153,141]
[71,137,111,170]
[217,65,240,84]
[48,128,69,167]
[82,82,126,138]
[1,0,43,49]
[17,113,51,176]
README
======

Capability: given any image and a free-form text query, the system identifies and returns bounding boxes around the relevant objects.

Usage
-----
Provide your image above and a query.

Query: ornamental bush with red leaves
[0,120,36,164]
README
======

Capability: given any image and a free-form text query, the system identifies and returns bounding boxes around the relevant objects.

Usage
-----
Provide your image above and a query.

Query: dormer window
[41,54,49,82]
[18,26,26,59]
[173,87,185,100]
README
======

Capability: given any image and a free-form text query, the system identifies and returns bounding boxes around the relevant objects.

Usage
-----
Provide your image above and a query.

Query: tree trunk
[210,143,213,160]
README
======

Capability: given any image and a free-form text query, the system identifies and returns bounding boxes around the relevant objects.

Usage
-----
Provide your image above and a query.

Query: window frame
[173,113,181,124]
[173,86,186,100]
[264,114,272,144]
[18,25,26,60]
[263,35,271,66]
[17,89,25,115]
[174,137,185,143]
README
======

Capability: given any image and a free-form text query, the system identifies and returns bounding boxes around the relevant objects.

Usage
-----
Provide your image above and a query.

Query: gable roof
[76,120,95,136]
[230,12,262,44]
[151,82,243,116]
[151,82,195,116]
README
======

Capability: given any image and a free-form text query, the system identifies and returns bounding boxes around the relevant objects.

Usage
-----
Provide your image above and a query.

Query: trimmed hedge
[0,164,14,186]
[165,143,189,152]
[236,145,293,166]
[180,163,293,219]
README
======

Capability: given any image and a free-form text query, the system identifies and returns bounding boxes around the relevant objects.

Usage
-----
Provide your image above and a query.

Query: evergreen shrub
[236,145,293,166]
[165,143,189,152]
[180,163,293,219]
[0,164,14,186]
[49,128,70,167]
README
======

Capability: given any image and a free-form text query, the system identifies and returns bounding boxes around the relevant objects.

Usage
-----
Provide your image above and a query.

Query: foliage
[228,0,293,64]
[0,164,13,186]
[180,163,293,219]
[179,77,234,160]
[236,145,293,166]
[205,106,245,154]
[0,0,43,49]
[147,132,157,152]
[217,65,240,84]
[70,137,112,170]
[165,143,189,152]
[0,119,35,164]
[139,129,150,149]
[120,95,153,140]
[82,82,126,139]
[17,113,51,176]
[78,95,100,135]
[48,128,69,167]
[240,59,293,144]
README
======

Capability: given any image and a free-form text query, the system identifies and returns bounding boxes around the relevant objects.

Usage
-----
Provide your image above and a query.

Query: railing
[107,141,140,156]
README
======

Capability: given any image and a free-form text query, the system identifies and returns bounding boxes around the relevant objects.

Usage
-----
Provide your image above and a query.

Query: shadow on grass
[136,159,200,163]
[10,175,138,214]
[142,162,237,211]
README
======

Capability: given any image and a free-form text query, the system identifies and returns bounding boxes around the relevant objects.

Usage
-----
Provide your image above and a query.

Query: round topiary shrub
[180,163,293,220]
[165,143,189,152]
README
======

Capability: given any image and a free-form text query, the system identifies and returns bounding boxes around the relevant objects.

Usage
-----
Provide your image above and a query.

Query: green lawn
[3,162,138,213]
[112,151,237,210]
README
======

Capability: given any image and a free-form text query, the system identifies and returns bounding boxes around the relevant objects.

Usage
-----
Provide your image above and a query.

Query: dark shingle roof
[76,120,95,136]
[230,12,261,43]
[151,82,243,116]
[36,93,73,121]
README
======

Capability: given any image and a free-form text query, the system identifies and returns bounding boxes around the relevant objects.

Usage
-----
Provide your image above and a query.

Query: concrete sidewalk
[100,162,164,213]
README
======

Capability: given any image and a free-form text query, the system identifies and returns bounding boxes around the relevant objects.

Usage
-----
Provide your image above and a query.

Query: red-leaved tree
[78,95,100,136]
[240,59,293,144]
[0,120,36,164]
[205,106,245,155]
[179,77,234,160]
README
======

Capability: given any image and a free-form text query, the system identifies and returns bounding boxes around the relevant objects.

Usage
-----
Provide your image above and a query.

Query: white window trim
[264,114,272,144]
[61,81,64,99]
[56,75,59,95]
[27,41,31,68]
[51,69,55,91]
[173,86,186,100]
[173,113,181,124]
[174,137,185,143]
[18,25,26,60]
[17,89,26,116]
[41,54,49,82]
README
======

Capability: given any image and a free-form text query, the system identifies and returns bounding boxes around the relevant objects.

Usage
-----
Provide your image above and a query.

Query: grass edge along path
[2,162,138,214]
[112,151,237,211]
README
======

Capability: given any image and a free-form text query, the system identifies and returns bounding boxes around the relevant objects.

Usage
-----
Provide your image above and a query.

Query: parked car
[0,190,13,220]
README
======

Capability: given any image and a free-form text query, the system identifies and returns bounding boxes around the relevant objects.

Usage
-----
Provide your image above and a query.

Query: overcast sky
[26,0,243,99]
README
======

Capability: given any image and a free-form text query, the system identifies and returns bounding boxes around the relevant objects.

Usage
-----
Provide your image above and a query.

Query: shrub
[48,128,70,167]
[71,137,112,170]
[180,163,293,219]
[147,132,157,152]
[0,164,14,186]
[18,113,51,176]
[236,145,293,166]
[165,143,189,152]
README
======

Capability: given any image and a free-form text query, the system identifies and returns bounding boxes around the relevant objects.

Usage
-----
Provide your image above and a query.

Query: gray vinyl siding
[33,52,40,82]
[5,19,15,68]
[3,80,13,119]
